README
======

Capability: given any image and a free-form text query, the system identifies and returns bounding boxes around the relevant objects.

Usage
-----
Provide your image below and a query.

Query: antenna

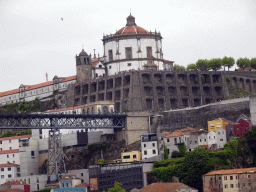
[130,7,131,15]
[46,73,48,82]
[82,44,84,49]
[93,49,96,59]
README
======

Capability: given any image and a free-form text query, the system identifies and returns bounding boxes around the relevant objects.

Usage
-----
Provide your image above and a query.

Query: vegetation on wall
[0,129,31,138]
[102,181,125,192]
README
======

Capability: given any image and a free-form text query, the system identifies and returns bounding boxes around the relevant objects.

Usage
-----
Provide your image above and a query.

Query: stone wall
[63,70,256,112]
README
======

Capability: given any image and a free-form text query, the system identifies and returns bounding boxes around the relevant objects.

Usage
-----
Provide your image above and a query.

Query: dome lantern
[126,14,136,26]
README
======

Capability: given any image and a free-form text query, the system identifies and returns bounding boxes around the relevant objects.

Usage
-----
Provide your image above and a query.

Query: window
[13,161,15,163]
[242,175,245,179]
[153,150,156,154]
[99,65,102,68]
[224,184,228,188]
[167,149,169,154]
[8,174,12,178]
[224,176,227,180]
[210,124,214,127]
[248,174,251,178]
[220,139,223,141]
[28,178,30,184]
[127,63,131,66]
[237,128,239,131]
[218,132,220,135]
[8,167,11,171]
[13,154,14,157]
[10,147,12,150]
[246,126,248,130]
[144,144,146,148]
[109,65,111,69]
[190,141,192,144]
[195,141,197,143]
[219,177,222,180]
[125,47,132,59]
[236,175,239,179]
[200,139,202,142]
[108,50,113,61]
[152,143,155,147]
[214,136,215,139]
[7,155,9,158]
[210,178,213,181]
[204,139,206,142]
[31,151,35,157]
[1,175,4,178]
[0,141,2,144]
[230,184,233,188]
[144,150,147,155]
[123,155,130,159]
[133,154,137,159]
[9,140,11,143]
[1,168,4,172]
[81,173,83,176]
[167,139,169,142]
[217,123,221,127]
[147,47,152,58]
[96,73,98,77]
[230,176,233,180]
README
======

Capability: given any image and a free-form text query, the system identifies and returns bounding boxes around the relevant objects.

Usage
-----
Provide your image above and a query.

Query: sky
[1,0,256,92]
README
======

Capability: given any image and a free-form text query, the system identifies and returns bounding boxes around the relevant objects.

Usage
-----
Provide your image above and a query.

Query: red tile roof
[140,182,195,192]
[163,59,174,63]
[205,167,256,176]
[165,130,184,137]
[44,106,81,113]
[0,76,76,97]
[74,183,89,188]
[2,180,28,185]
[0,163,19,168]
[199,145,209,149]
[0,135,31,141]
[0,149,19,155]
[115,25,148,36]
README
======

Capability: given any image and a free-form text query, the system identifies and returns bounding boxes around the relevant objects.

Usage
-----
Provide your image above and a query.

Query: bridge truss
[0,113,127,183]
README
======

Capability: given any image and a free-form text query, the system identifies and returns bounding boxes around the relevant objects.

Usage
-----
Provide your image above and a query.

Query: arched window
[103,106,108,113]
[87,108,90,114]
[92,107,95,114]
[82,109,85,114]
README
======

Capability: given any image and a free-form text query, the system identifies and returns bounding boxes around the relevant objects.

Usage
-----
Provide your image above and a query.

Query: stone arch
[192,86,200,96]
[189,74,199,84]
[168,86,176,96]
[156,86,165,96]
[203,86,211,96]
[180,86,189,96]
[215,86,222,96]
[178,74,187,84]
[246,79,251,92]
[212,74,221,84]
[166,73,175,84]
[239,78,245,90]
[142,73,151,84]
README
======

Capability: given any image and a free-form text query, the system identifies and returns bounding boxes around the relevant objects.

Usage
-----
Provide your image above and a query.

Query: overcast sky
[1,0,256,92]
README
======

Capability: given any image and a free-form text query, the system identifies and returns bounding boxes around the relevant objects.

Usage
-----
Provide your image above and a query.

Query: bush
[226,77,231,83]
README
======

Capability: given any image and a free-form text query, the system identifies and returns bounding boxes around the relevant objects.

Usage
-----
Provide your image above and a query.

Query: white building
[102,14,172,76]
[0,163,20,185]
[207,128,227,150]
[141,133,158,160]
[0,75,76,106]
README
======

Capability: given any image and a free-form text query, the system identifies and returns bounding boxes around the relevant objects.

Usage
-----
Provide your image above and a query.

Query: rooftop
[140,182,195,192]
[0,163,19,168]
[0,135,31,141]
[205,167,256,176]
[0,149,19,155]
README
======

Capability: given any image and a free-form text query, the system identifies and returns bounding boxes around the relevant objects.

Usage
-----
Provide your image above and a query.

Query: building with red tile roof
[139,182,197,192]
[203,167,256,192]
[0,180,30,192]
[0,75,76,106]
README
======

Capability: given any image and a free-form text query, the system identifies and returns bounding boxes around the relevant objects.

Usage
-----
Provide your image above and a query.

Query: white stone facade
[0,164,20,185]
[141,141,158,160]
[207,128,226,149]
[0,75,76,105]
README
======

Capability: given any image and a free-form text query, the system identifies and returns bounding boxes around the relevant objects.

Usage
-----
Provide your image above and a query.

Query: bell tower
[76,49,92,82]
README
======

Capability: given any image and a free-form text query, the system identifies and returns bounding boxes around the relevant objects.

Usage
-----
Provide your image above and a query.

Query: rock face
[61,70,256,113]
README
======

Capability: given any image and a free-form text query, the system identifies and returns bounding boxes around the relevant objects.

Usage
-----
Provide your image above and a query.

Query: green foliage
[83,142,111,160]
[201,75,205,84]
[177,143,187,156]
[226,77,231,83]
[186,63,197,71]
[102,181,125,192]
[208,58,223,71]
[171,150,183,158]
[163,142,168,160]
[198,125,204,130]
[236,57,251,70]
[39,187,51,192]
[0,129,31,138]
[182,147,211,191]
[153,157,185,168]
[97,159,106,164]
[251,58,256,69]
[223,56,235,71]
[246,126,256,163]
[173,64,185,71]
[196,59,209,71]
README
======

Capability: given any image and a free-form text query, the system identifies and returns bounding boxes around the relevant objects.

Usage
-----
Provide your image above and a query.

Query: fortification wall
[62,70,256,113]
[160,97,250,131]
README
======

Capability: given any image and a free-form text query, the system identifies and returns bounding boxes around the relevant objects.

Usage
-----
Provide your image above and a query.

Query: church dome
[79,49,88,56]
[115,14,149,36]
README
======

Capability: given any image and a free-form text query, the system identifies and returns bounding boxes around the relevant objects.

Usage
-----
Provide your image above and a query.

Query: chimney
[93,49,96,59]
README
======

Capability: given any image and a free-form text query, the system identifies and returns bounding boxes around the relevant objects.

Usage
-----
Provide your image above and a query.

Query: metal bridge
[0,113,127,129]
[0,113,127,183]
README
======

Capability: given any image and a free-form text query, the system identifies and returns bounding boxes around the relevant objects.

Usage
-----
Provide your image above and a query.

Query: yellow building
[121,151,141,162]
[203,167,256,192]
[207,118,232,132]
[81,101,114,114]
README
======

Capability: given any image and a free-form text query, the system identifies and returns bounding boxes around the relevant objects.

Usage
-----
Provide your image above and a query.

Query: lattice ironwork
[0,113,127,129]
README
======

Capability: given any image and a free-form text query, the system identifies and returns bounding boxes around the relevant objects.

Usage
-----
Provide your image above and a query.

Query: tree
[186,63,197,71]
[173,64,185,71]
[246,126,256,163]
[103,181,125,192]
[182,147,211,192]
[250,58,256,70]
[236,57,250,70]
[208,58,223,71]
[222,56,235,71]
[196,59,209,71]
[163,142,168,160]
